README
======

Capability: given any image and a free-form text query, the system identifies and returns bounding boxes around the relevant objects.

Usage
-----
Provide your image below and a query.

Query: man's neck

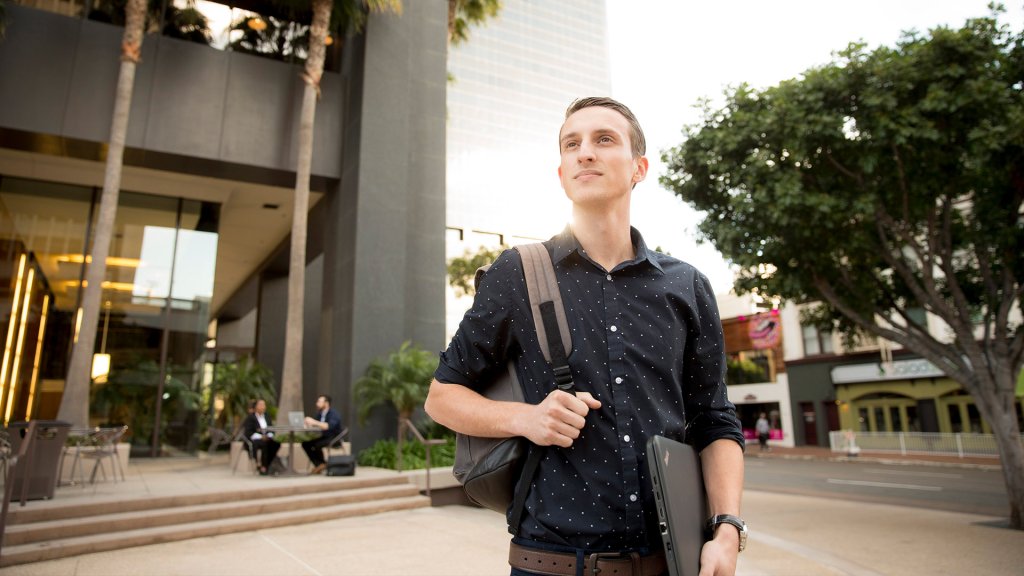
[571,203,634,272]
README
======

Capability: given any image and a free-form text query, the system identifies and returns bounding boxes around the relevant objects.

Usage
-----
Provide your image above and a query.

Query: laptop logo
[664,450,670,467]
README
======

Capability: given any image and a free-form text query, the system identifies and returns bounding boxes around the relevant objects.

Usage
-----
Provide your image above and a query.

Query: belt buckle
[585,551,641,576]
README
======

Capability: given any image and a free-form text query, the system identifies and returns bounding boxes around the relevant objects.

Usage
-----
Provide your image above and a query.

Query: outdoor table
[264,425,323,476]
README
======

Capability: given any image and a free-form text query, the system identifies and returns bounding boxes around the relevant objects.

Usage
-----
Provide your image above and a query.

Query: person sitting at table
[243,398,281,476]
[301,394,343,475]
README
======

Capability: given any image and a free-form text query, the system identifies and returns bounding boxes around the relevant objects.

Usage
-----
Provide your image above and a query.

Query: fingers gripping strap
[517,243,572,363]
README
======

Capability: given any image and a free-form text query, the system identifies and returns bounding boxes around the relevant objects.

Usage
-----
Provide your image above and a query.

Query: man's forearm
[424,379,528,438]
[701,438,744,517]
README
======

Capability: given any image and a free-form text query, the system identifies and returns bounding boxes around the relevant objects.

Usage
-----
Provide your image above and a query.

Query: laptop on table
[288,411,305,428]
[646,435,708,576]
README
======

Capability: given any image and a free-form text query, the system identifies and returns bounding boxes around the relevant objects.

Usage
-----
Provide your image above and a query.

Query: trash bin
[7,420,71,500]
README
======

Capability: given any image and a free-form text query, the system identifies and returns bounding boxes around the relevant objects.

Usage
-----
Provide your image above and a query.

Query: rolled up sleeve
[684,272,745,453]
[434,249,522,390]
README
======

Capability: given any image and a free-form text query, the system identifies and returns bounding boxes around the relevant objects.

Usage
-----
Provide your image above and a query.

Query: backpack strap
[508,243,575,535]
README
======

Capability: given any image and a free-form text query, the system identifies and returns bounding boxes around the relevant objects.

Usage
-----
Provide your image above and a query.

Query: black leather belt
[509,542,667,576]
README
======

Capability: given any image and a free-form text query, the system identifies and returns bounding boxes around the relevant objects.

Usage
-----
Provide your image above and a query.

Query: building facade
[780,304,1024,446]
[717,293,794,447]
[444,0,610,336]
[0,1,449,453]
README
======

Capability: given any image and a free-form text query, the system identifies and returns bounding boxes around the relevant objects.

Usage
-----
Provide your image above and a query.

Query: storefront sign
[832,358,944,384]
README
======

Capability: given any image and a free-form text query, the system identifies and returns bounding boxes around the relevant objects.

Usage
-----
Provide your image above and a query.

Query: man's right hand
[518,390,601,447]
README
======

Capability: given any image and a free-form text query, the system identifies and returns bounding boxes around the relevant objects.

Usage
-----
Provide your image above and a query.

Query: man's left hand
[698,528,739,576]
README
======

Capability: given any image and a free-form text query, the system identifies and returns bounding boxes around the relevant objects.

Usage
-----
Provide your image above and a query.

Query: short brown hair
[564,97,646,158]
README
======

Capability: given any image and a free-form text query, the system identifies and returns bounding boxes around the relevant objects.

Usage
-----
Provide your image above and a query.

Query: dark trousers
[251,438,281,469]
[302,436,332,467]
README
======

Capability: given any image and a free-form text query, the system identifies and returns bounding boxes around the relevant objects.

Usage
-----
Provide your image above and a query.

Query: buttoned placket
[601,269,646,538]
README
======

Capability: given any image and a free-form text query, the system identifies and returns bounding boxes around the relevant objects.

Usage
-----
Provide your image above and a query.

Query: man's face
[255,400,266,415]
[316,397,328,411]
[557,106,648,207]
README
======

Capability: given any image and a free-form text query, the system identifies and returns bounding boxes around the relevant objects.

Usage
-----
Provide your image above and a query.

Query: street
[745,455,1008,518]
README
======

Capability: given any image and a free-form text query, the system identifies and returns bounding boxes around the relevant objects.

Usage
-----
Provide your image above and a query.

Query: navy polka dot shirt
[435,226,744,552]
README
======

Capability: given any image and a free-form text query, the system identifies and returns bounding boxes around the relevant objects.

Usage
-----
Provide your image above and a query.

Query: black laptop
[646,435,708,576]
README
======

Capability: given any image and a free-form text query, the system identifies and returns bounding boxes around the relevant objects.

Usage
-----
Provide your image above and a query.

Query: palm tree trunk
[57,0,146,429]
[278,0,330,415]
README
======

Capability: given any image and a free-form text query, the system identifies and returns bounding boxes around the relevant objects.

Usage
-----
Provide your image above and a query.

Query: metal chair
[207,426,235,455]
[325,427,350,458]
[81,426,128,483]
[235,434,262,475]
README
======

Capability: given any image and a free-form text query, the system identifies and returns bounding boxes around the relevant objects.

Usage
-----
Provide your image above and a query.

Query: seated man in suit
[301,394,343,475]
[243,398,281,475]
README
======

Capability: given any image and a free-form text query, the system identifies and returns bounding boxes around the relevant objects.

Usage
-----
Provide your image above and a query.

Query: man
[425,97,745,576]
[756,413,771,452]
[242,398,281,476]
[302,394,343,475]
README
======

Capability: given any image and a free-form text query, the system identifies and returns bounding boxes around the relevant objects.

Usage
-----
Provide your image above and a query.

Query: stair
[1,475,430,567]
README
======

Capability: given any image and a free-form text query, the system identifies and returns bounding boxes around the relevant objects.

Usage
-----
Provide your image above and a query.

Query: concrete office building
[445,0,610,336]
[0,0,448,453]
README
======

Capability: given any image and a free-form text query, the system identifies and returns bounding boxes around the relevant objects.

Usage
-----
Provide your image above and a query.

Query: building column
[319,0,448,451]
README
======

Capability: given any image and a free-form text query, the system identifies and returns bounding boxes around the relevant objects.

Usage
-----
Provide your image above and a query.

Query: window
[802,324,834,356]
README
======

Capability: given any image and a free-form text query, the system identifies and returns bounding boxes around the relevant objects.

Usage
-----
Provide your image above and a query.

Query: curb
[747,452,1003,471]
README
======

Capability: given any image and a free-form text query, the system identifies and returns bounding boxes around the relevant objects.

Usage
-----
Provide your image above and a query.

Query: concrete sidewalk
[4,489,1020,576]
[2,453,1019,575]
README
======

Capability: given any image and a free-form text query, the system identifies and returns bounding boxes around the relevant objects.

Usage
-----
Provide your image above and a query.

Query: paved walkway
[2,452,1020,576]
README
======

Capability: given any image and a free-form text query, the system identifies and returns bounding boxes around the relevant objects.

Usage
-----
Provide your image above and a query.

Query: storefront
[0,176,219,454]
[833,358,1024,434]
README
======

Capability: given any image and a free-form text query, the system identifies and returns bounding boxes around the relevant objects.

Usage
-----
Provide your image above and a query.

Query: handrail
[0,420,38,558]
[397,418,446,499]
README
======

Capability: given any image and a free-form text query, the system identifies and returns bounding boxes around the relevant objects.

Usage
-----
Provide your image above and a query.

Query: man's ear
[632,156,649,184]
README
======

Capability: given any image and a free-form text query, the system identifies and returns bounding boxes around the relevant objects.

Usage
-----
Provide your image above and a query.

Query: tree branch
[813,275,972,384]
[824,150,863,186]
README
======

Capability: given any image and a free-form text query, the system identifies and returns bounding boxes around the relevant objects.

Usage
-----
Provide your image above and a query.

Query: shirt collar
[551,224,664,274]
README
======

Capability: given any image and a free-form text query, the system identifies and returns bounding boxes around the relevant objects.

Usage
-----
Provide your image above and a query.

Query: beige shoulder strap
[517,243,572,362]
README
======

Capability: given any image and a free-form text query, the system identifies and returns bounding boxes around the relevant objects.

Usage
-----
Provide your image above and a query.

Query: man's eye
[599,136,613,143]
[565,142,578,149]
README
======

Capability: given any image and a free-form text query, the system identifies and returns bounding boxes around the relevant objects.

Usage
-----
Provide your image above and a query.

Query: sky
[605,0,1024,294]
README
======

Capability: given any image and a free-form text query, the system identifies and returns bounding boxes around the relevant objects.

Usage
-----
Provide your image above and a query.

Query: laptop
[288,411,305,428]
[646,435,708,576]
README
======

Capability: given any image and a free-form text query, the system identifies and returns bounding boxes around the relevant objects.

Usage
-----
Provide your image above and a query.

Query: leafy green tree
[447,244,505,297]
[662,13,1024,528]
[276,0,402,417]
[353,341,435,446]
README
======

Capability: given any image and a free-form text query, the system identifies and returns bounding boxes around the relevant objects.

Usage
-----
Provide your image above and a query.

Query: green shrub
[357,436,456,470]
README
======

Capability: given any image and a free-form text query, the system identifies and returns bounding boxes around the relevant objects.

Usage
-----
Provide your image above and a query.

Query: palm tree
[210,356,277,431]
[276,0,402,416]
[353,341,435,446]
[58,0,146,429]
[447,0,501,46]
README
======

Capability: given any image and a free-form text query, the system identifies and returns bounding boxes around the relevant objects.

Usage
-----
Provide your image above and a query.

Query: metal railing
[829,430,1023,458]
[396,418,446,499]
[1,421,38,558]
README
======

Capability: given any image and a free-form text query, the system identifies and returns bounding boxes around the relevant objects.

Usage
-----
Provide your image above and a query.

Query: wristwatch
[705,514,748,552]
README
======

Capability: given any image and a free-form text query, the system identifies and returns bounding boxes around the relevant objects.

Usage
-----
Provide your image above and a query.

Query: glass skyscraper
[445,0,610,335]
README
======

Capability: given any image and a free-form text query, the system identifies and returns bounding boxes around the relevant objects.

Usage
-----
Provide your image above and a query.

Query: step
[0,495,431,567]
[7,474,411,525]
[4,483,421,546]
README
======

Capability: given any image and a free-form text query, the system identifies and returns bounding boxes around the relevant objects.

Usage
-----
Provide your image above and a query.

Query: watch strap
[705,514,747,552]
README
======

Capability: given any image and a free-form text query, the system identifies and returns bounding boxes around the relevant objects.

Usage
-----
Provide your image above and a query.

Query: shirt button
[615,377,623,384]
[623,435,631,443]
[610,325,618,332]
[629,494,638,502]
[606,274,612,281]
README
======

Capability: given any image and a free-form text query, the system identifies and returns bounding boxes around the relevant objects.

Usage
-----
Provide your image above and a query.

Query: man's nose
[577,139,596,161]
